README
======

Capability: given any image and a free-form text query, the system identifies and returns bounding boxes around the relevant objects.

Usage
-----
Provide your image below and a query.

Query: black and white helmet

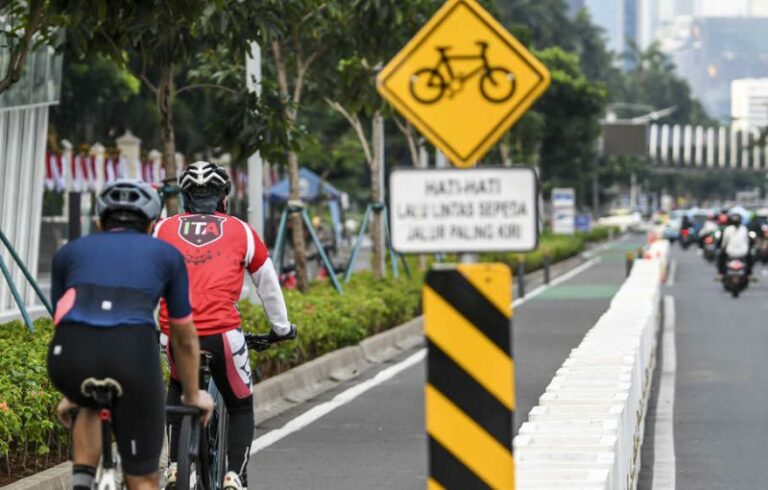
[179,161,231,195]
[179,161,232,214]
[96,179,161,222]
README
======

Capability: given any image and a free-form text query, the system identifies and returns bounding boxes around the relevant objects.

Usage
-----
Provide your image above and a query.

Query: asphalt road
[642,244,768,489]
[247,235,646,489]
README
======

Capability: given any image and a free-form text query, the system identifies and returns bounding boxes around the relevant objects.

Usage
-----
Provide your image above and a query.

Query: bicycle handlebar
[166,405,203,418]
[244,327,297,352]
[244,334,272,352]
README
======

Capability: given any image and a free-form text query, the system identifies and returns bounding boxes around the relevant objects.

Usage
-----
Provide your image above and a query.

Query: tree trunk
[287,150,309,292]
[371,113,385,279]
[158,64,179,215]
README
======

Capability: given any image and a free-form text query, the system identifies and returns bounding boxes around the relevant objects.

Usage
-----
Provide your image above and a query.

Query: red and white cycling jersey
[155,212,278,336]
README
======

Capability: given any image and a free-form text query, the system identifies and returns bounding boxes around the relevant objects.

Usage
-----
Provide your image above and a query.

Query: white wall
[0,105,50,320]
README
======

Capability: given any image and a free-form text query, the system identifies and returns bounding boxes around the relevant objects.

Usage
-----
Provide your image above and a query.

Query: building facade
[731,78,768,132]
[0,43,62,321]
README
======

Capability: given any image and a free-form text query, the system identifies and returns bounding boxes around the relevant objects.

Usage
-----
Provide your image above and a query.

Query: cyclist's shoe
[267,323,297,343]
[163,463,177,489]
[223,471,244,490]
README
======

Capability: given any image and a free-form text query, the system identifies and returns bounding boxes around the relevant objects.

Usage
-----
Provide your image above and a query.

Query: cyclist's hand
[56,397,78,429]
[267,323,297,343]
[183,390,215,426]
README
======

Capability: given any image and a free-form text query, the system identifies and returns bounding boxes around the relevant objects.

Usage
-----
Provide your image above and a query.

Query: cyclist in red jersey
[155,161,295,490]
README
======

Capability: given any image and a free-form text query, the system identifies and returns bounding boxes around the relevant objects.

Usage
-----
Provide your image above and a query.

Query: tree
[0,0,62,95]
[51,54,142,143]
[321,0,439,278]
[620,42,713,126]
[204,0,337,292]
[54,0,244,213]
[532,47,606,197]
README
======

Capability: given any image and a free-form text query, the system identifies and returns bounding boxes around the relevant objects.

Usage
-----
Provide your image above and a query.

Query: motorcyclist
[698,212,719,246]
[718,212,752,279]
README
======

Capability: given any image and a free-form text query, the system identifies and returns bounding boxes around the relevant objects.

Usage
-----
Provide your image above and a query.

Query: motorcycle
[679,227,696,250]
[702,233,718,262]
[723,257,749,298]
[753,229,768,264]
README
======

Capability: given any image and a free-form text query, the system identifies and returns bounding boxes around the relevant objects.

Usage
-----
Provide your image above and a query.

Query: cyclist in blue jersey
[47,179,214,490]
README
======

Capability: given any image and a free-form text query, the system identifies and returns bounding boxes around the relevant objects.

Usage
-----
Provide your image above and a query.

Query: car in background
[662,217,682,242]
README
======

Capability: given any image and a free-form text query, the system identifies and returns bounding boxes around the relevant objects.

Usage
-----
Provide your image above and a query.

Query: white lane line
[666,259,677,287]
[512,257,602,308]
[250,348,427,455]
[653,295,677,490]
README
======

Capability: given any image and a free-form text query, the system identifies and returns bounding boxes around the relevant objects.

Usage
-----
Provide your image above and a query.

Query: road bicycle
[409,41,516,105]
[170,332,284,490]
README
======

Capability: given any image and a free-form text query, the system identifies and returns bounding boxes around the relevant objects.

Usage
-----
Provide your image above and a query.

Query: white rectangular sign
[551,187,575,235]
[389,167,539,253]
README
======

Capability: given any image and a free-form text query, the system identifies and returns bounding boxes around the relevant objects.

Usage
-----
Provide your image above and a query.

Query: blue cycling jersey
[51,229,192,328]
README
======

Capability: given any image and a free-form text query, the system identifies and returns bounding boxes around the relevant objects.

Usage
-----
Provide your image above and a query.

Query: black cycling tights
[166,334,254,485]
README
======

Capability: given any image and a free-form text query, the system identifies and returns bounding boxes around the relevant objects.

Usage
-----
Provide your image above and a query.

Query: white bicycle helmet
[179,161,231,213]
[96,179,161,223]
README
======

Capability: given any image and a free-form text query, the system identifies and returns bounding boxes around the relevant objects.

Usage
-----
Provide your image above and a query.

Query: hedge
[482,225,619,273]
[0,271,424,479]
[0,225,616,480]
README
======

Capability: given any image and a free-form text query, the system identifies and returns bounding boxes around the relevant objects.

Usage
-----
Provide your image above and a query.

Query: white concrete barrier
[515,242,668,489]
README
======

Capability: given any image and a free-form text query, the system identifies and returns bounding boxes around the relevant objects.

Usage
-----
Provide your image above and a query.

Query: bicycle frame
[432,42,492,84]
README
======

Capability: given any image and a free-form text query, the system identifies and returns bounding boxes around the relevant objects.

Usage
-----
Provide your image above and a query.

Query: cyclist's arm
[169,319,201,403]
[245,226,290,335]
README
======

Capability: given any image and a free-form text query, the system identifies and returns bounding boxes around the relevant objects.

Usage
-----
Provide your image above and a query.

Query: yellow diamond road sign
[377,0,551,168]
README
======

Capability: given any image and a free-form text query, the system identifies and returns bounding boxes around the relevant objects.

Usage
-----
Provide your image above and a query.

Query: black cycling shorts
[47,323,165,476]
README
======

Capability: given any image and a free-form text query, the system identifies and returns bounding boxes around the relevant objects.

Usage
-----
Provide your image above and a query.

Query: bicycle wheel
[176,416,195,490]
[409,68,446,104]
[480,67,516,103]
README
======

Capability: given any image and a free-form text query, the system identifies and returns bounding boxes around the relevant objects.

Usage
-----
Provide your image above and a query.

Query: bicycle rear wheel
[480,67,516,103]
[209,393,229,488]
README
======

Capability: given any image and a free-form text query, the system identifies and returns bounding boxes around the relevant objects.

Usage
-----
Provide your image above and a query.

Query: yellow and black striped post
[424,263,514,489]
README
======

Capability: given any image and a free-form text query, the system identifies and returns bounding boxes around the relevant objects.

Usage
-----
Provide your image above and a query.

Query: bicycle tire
[480,67,516,103]
[409,68,446,104]
[176,416,194,490]
[197,428,212,490]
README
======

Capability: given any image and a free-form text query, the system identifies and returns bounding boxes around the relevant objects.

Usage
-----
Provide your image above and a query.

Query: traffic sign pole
[377,2,551,488]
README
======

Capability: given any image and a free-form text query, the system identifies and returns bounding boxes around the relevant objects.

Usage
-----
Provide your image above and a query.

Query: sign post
[377,1,551,487]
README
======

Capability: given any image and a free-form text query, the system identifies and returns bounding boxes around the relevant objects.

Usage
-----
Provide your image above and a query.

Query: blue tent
[267,168,343,203]
[267,168,344,246]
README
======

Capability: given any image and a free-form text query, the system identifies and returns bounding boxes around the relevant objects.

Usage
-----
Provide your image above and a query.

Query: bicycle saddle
[80,377,124,404]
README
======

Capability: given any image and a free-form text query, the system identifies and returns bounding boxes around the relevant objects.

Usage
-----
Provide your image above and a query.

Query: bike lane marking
[250,253,604,456]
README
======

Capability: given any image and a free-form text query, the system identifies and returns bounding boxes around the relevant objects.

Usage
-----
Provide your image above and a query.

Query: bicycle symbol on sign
[409,41,516,105]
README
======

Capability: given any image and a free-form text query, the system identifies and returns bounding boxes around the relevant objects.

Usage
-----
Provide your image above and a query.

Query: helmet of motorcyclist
[728,212,743,226]
[96,179,161,232]
[179,161,232,214]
